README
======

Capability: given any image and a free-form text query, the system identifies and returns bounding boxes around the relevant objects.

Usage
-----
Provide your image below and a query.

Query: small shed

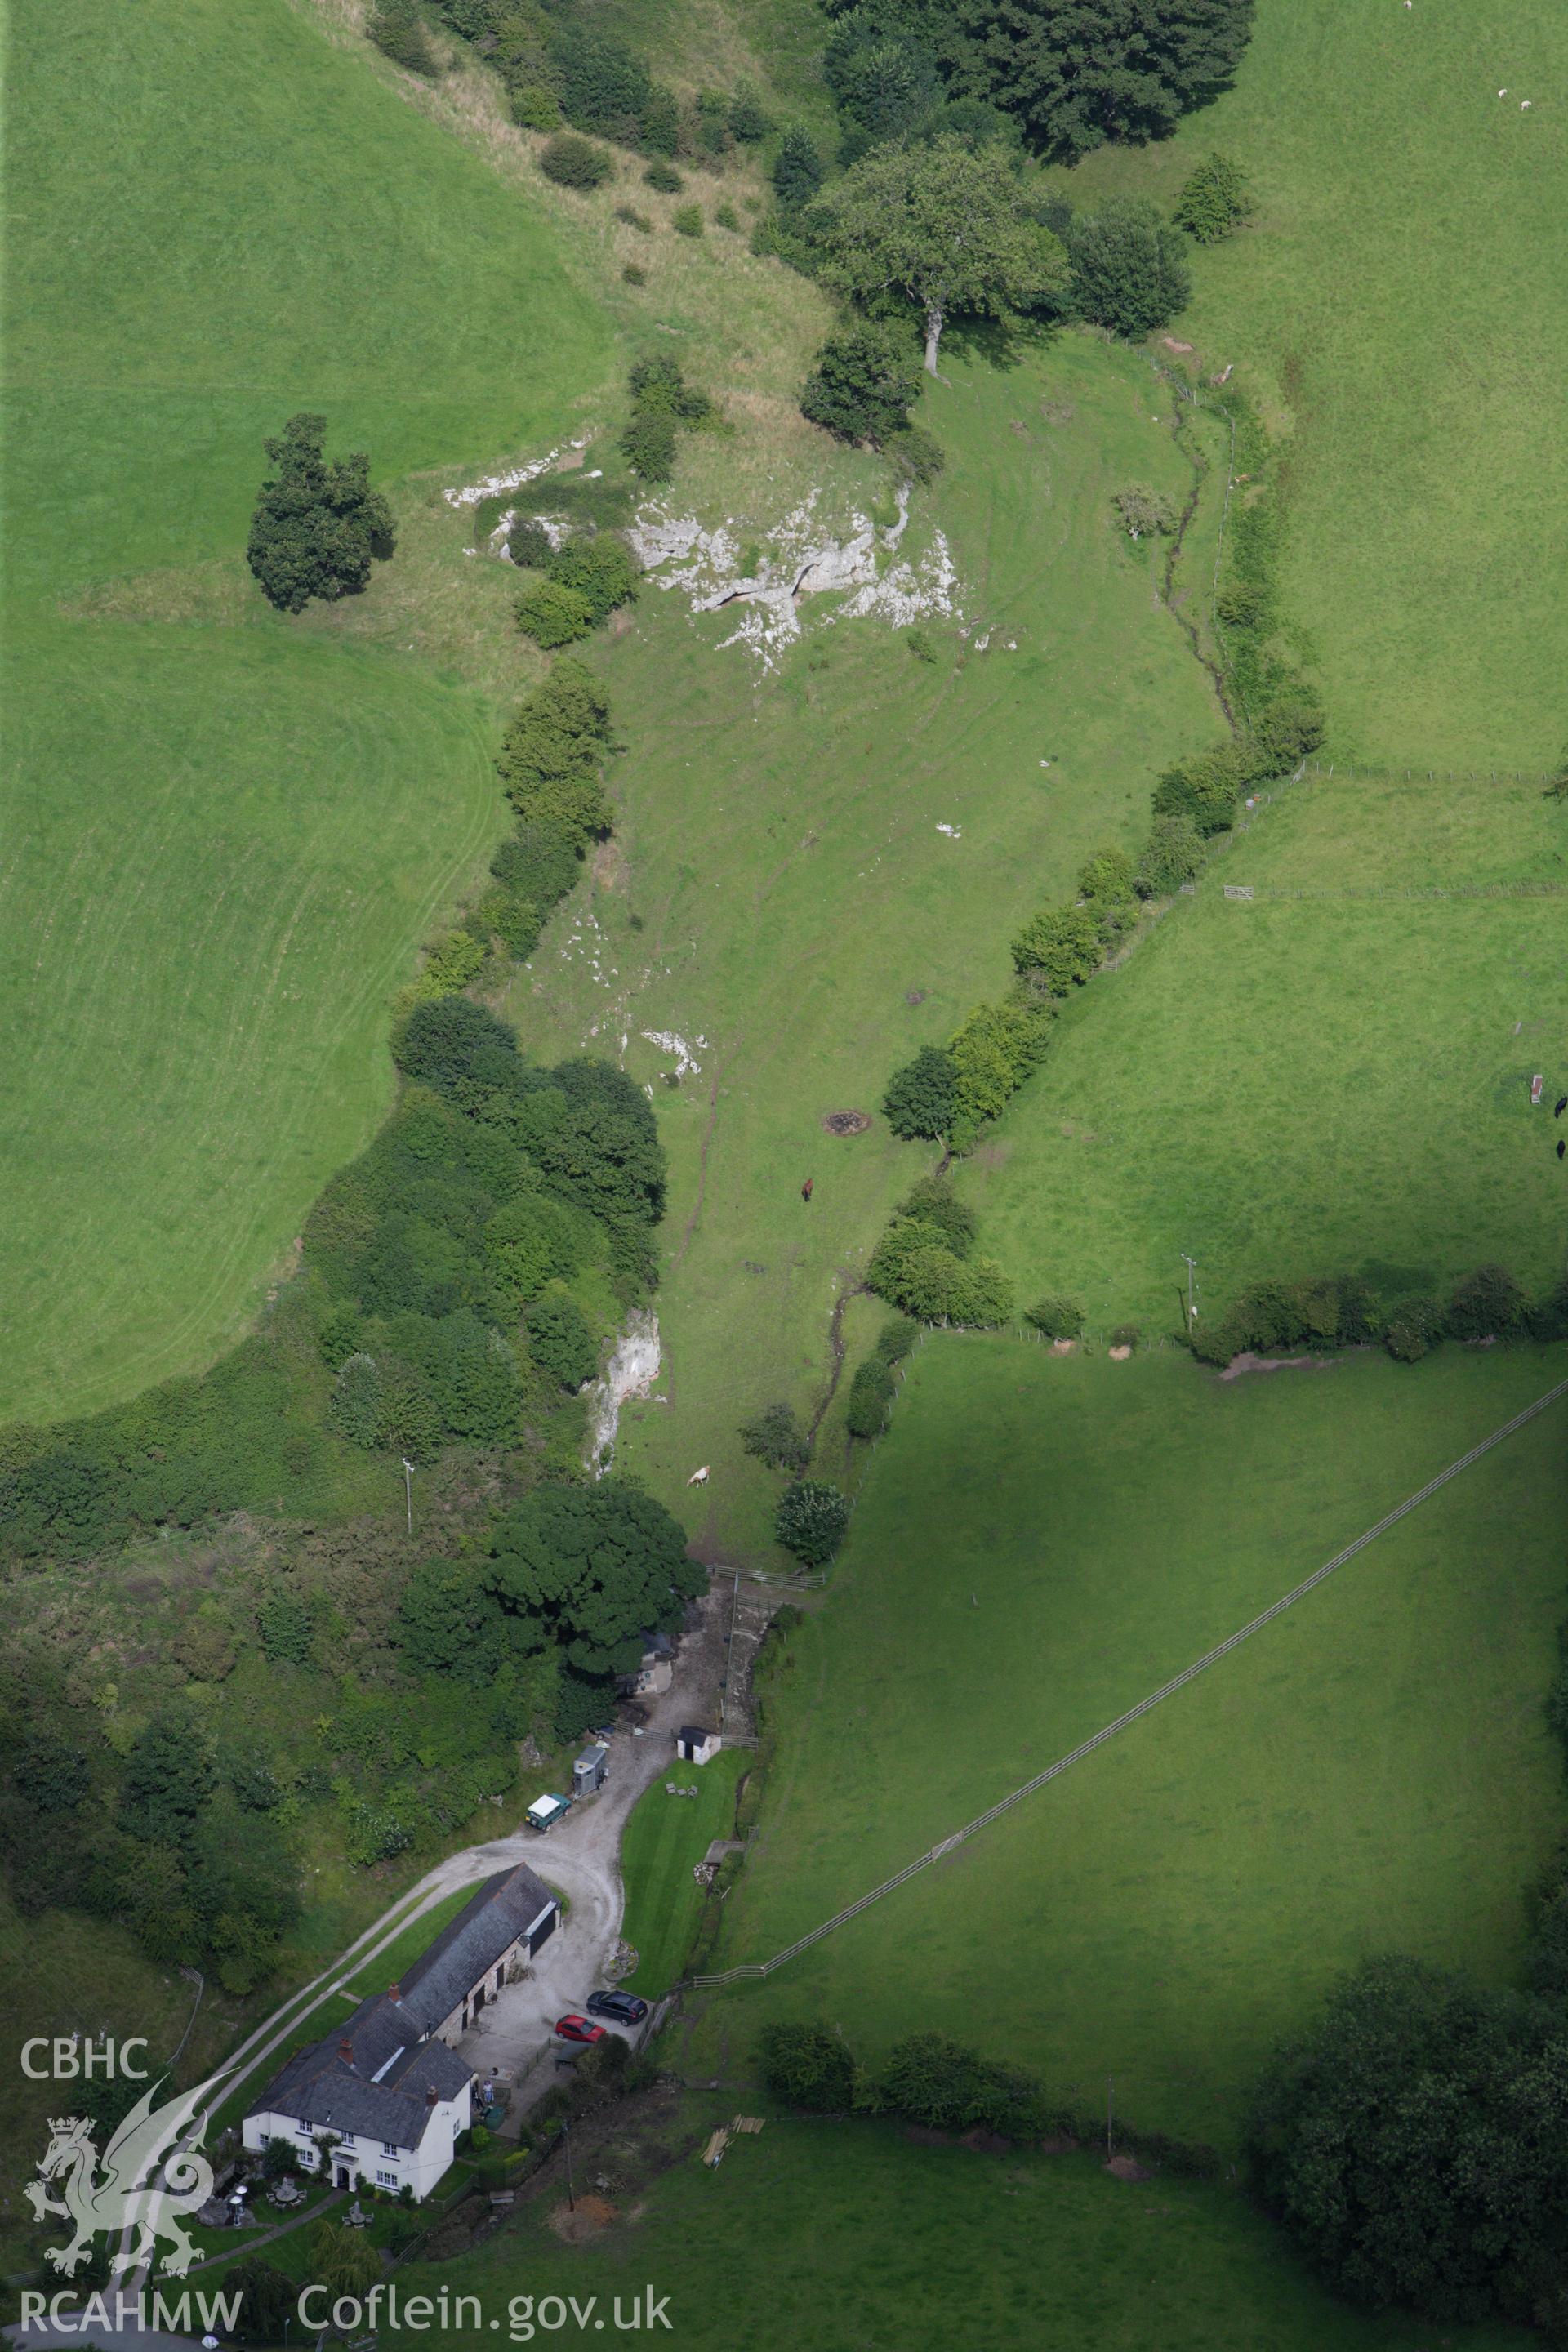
[676,1726,722,1766]
[572,1742,609,1798]
[525,1793,570,1833]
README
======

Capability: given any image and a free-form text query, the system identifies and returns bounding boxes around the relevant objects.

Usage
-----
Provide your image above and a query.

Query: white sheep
[688,1465,710,1486]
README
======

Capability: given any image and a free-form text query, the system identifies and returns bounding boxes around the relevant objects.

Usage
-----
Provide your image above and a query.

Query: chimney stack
[338,2040,354,2067]
[387,1981,400,2002]
[425,2085,439,2107]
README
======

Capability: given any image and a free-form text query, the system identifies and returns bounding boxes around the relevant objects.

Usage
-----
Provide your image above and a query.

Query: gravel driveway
[209,1575,791,2134]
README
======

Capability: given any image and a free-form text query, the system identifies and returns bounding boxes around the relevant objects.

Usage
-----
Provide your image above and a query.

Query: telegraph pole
[1180,1254,1198,1326]
[401,1458,415,1538]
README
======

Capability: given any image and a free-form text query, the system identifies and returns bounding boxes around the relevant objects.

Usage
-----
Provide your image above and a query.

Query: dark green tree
[757,2020,857,2109]
[800,323,923,445]
[880,2030,1036,2131]
[14,1732,91,1815]
[246,413,395,614]
[397,1561,519,1682]
[1174,150,1249,242]
[728,83,773,141]
[330,1352,383,1449]
[537,131,614,189]
[548,533,640,624]
[1247,1954,1568,2323]
[514,579,595,648]
[772,126,825,208]
[367,0,438,74]
[1135,811,1205,897]
[894,1176,977,1255]
[514,1067,666,1235]
[1152,742,1245,834]
[508,516,555,568]
[495,659,614,840]
[881,1044,958,1140]
[548,29,648,128]
[527,1291,597,1391]
[257,1588,314,1664]
[1067,196,1192,336]
[738,1402,811,1472]
[825,14,942,145]
[775,1480,850,1566]
[950,0,1256,158]
[1447,1263,1524,1342]
[1009,904,1103,991]
[486,1484,702,1676]
[1025,1294,1084,1339]
[120,1710,214,1847]
[228,2258,296,2348]
[845,1356,896,1439]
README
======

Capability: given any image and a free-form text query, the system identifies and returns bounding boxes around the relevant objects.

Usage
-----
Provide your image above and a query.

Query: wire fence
[1215,877,1568,904]
[688,1374,1568,1990]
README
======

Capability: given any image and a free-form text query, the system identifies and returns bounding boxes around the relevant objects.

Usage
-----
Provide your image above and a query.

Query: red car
[554,2014,607,2046]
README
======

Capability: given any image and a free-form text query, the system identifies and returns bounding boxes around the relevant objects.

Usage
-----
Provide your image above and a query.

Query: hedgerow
[1184,1262,1557,1370]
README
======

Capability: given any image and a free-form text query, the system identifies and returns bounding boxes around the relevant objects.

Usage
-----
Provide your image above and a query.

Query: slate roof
[396,1863,559,2034]
[247,1864,556,2152]
[248,1993,470,2152]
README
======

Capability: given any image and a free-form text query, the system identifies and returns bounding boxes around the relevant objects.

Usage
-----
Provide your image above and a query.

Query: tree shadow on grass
[940,311,1065,376]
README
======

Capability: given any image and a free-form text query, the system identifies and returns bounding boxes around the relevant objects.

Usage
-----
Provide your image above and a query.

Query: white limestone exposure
[585,1308,662,1477]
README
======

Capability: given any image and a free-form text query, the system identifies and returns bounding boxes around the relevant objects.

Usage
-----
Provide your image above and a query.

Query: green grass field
[960,768,1568,1331]
[1,0,610,1423]
[619,1748,751,1994]
[1050,0,1568,768]
[501,331,1226,1559]
[381,2100,1532,2352]
[688,1342,1568,2141]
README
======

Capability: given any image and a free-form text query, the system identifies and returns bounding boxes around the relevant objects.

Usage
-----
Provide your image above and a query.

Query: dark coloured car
[553,2013,607,2045]
[586,1989,650,2025]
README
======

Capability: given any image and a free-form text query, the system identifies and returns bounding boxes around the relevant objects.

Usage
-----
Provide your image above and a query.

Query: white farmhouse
[243,1862,559,2201]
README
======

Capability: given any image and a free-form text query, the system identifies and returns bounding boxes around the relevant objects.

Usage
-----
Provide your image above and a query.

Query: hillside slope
[1,0,609,1421]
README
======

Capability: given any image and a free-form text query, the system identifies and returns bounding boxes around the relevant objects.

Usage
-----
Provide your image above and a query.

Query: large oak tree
[810,136,1067,372]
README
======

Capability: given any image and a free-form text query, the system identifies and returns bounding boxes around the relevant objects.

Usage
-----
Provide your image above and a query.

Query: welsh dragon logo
[26,2072,224,2278]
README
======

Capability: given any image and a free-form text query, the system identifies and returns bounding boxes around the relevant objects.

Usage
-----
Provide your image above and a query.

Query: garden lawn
[961,768,1568,1332]
[1049,0,1568,768]
[501,332,1225,1561]
[1,0,610,1423]
[619,1747,750,1995]
[688,1342,1568,2144]
[381,2100,1532,2352]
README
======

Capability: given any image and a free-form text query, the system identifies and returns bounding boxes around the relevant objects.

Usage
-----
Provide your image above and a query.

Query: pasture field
[685,1341,1568,2142]
[962,768,1568,1332]
[619,1747,751,1996]
[381,2100,1532,2352]
[1049,0,1568,768]
[1,0,609,1423]
[501,334,1226,1559]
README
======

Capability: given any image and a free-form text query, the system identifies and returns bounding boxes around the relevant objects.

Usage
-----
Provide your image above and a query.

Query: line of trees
[758,2017,1218,2172]
[816,0,1255,165]
[1187,1262,1568,1369]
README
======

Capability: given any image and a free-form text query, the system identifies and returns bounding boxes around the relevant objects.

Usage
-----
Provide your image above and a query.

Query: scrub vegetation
[9,0,1568,2339]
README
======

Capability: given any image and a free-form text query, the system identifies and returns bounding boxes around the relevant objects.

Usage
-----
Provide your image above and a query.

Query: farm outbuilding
[677,1726,722,1766]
